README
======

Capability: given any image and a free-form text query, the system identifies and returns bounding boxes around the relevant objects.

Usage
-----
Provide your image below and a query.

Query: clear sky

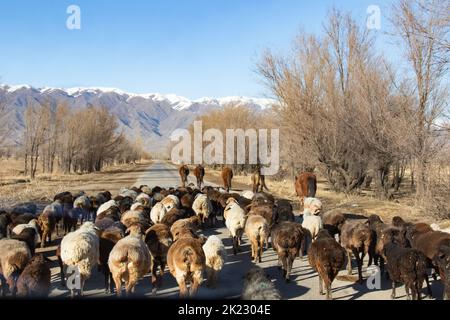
[0,0,398,99]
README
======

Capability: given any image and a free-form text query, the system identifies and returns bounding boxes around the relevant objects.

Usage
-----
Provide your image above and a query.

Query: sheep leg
[424,275,432,298]
[318,275,324,295]
[285,255,293,283]
[113,274,122,297]
[346,251,353,275]
[259,238,264,263]
[190,270,202,297]
[151,263,159,292]
[405,284,411,300]
[125,280,136,297]
[353,249,364,284]
[391,281,396,299]
[178,278,189,298]
[325,279,332,300]
[41,230,48,248]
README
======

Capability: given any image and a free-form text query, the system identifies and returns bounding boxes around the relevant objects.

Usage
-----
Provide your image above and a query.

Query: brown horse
[294,172,317,206]
[194,165,205,189]
[221,167,233,193]
[179,165,190,188]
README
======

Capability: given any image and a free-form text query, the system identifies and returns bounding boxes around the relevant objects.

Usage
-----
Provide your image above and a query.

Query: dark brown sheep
[16,254,51,298]
[145,224,173,293]
[271,221,305,282]
[308,229,347,299]
[340,220,372,284]
[381,228,432,300]
[161,208,188,228]
[321,210,346,242]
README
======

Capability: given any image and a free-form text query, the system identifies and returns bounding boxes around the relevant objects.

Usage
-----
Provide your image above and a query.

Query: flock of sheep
[0,166,449,300]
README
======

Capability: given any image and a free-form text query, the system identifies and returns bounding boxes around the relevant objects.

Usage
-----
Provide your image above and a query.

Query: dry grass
[0,159,152,209]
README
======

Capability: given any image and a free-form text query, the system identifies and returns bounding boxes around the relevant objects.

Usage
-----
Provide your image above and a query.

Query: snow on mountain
[0,84,276,154]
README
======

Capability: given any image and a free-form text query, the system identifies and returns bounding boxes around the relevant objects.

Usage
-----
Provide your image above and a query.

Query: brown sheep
[16,254,51,298]
[433,245,450,300]
[273,200,295,224]
[251,167,269,193]
[340,220,372,284]
[161,208,188,227]
[271,222,305,282]
[294,172,317,206]
[245,215,269,263]
[248,204,274,228]
[99,226,125,294]
[167,227,206,297]
[221,166,233,193]
[321,210,346,242]
[145,224,173,293]
[170,216,202,241]
[308,229,347,299]
[179,165,190,188]
[380,228,432,300]
[0,239,31,296]
[194,165,205,189]
[108,225,151,297]
[37,211,56,248]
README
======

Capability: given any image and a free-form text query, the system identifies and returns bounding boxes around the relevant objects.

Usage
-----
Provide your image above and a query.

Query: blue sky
[0,0,398,99]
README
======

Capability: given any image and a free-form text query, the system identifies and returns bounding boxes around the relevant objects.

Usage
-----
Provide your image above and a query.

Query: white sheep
[12,219,41,245]
[60,222,100,297]
[431,223,450,234]
[97,200,118,216]
[224,198,247,255]
[202,235,227,288]
[161,195,180,211]
[135,193,151,206]
[120,210,149,229]
[0,239,31,296]
[150,202,168,225]
[302,208,323,252]
[192,194,213,225]
[303,197,323,215]
[119,188,138,200]
[108,225,151,297]
[241,190,255,200]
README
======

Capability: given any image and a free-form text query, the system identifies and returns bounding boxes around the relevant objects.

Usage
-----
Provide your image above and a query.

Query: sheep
[321,210,346,243]
[117,196,135,215]
[60,222,100,297]
[273,199,295,224]
[10,227,37,256]
[10,202,37,216]
[74,195,91,223]
[161,208,188,227]
[367,214,387,270]
[98,226,125,294]
[120,210,150,231]
[37,210,56,248]
[301,209,323,253]
[308,229,347,299]
[241,266,281,300]
[224,198,246,255]
[16,254,51,298]
[340,220,372,284]
[431,223,450,235]
[167,226,206,298]
[303,197,323,215]
[161,195,180,212]
[271,221,305,282]
[96,200,120,222]
[41,201,64,236]
[170,216,202,241]
[63,207,83,235]
[245,215,269,263]
[241,190,255,200]
[0,239,31,296]
[108,224,151,297]
[145,224,173,293]
[194,165,205,189]
[0,212,11,239]
[9,212,36,230]
[136,193,151,207]
[119,188,138,201]
[179,165,190,188]
[150,202,168,225]
[202,235,226,288]
[433,245,450,300]
[12,219,41,247]
[192,194,214,226]
[380,228,432,300]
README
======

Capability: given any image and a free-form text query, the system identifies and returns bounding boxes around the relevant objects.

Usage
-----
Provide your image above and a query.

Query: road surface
[43,160,444,300]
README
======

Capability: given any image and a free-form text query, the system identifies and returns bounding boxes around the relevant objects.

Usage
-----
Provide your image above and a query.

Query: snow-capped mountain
[0,85,275,154]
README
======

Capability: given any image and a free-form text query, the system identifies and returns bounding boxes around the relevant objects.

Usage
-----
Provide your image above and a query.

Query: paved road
[45,160,444,300]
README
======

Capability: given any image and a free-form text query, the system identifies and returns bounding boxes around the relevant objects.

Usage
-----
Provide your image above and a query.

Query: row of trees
[23,103,145,179]
[255,1,449,212]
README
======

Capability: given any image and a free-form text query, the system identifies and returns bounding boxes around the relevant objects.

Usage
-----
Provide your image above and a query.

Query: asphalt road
[43,160,444,300]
